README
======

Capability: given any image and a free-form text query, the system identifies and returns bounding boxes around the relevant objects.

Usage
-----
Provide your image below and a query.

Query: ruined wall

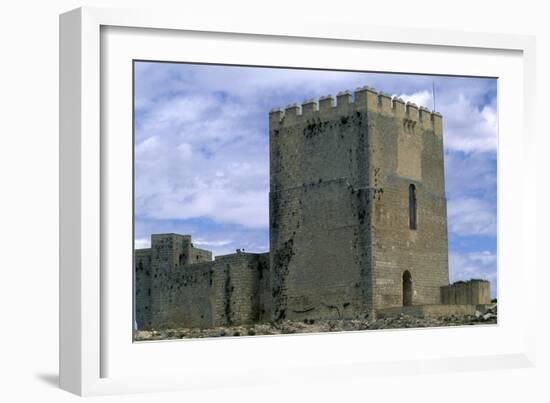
[135,233,269,329]
[441,280,491,305]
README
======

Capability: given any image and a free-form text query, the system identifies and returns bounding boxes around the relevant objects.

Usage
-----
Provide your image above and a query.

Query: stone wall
[269,92,372,322]
[188,245,212,264]
[440,280,491,305]
[135,233,269,329]
[135,248,152,329]
[213,253,271,326]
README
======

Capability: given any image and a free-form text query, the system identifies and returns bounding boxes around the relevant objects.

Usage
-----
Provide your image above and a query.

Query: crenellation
[336,90,353,107]
[284,103,301,123]
[406,102,419,121]
[353,86,369,108]
[269,107,284,125]
[419,106,433,128]
[392,97,406,117]
[432,111,443,136]
[301,98,318,116]
[378,92,393,114]
[318,95,334,112]
[270,86,442,130]
[336,90,353,113]
[363,86,380,111]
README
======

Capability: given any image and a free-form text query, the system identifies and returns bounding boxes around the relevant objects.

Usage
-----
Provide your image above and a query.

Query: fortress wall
[156,262,215,329]
[441,280,491,305]
[135,248,152,329]
[136,236,269,329]
[212,253,271,325]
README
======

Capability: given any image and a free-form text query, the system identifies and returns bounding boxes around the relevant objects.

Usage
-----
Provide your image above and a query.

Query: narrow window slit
[409,184,417,230]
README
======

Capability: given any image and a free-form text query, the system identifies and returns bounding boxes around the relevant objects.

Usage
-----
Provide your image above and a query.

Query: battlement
[269,85,442,131]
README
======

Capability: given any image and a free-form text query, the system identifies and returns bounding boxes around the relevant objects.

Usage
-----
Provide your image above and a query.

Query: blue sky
[134,62,498,299]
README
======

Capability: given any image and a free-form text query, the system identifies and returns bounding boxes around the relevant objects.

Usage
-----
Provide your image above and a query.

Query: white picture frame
[59,6,537,396]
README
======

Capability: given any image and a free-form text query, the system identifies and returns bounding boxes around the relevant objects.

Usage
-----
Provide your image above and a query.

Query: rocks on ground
[135,304,498,341]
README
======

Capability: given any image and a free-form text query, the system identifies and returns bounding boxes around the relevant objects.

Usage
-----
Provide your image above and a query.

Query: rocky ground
[135,304,497,341]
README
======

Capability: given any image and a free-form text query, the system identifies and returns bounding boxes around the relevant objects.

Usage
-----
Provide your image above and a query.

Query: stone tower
[269,86,449,322]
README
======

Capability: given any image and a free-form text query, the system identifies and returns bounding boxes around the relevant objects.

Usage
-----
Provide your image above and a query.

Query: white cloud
[193,238,233,247]
[447,197,496,237]
[442,96,497,153]
[397,90,432,109]
[134,78,270,229]
[143,187,269,228]
[134,238,151,249]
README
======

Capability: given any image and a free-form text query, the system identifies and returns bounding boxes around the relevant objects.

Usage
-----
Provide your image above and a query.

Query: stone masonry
[134,85,491,330]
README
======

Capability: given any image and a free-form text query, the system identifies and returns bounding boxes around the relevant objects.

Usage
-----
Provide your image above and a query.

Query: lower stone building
[135,233,270,329]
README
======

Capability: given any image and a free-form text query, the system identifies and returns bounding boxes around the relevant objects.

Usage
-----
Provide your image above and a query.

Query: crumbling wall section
[440,280,491,305]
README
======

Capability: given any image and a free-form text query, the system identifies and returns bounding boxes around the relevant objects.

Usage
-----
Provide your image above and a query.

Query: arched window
[409,184,417,230]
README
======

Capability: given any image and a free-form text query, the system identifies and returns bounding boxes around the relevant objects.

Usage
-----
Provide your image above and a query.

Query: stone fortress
[135,85,491,331]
